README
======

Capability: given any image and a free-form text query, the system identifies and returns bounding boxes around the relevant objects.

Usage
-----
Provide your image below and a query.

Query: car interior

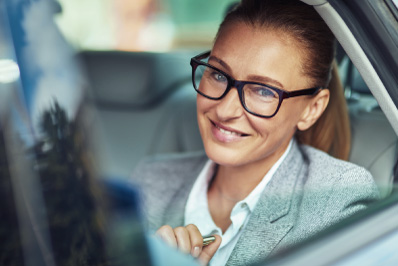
[73,1,398,263]
[1,0,397,265]
[79,47,397,199]
[80,50,202,180]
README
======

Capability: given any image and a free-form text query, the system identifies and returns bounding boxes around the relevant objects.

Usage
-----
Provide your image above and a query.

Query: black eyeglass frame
[190,51,324,118]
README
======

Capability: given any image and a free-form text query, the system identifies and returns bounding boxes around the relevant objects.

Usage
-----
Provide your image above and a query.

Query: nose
[214,87,244,121]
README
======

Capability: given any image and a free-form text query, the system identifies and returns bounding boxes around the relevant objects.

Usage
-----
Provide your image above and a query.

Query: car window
[2,1,397,266]
[0,1,152,265]
[393,0,398,9]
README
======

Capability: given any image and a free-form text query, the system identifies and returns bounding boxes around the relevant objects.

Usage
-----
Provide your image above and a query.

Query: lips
[210,120,249,142]
[216,125,242,136]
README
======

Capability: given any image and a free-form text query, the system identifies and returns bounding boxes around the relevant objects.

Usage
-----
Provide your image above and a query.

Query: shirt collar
[184,138,293,232]
[243,138,293,211]
[184,160,218,235]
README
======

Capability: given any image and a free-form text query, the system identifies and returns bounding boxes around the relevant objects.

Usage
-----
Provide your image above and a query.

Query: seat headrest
[79,51,195,107]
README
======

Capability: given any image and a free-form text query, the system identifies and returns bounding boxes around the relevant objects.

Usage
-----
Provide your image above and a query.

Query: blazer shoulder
[297,144,380,226]
[275,145,380,250]
[300,144,376,186]
[131,151,207,180]
[130,152,208,229]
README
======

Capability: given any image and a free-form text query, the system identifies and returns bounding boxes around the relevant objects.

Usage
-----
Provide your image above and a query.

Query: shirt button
[241,203,248,208]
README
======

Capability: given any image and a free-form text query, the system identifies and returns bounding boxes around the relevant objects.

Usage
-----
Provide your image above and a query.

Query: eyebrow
[208,55,284,89]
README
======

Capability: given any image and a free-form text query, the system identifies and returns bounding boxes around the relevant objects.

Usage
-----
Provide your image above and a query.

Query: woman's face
[197,21,321,170]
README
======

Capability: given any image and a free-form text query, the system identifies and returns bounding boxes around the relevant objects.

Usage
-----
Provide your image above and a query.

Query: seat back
[341,56,398,197]
[79,51,202,179]
[349,108,397,197]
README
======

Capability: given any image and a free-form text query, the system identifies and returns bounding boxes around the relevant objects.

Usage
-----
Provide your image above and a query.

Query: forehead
[212,21,310,90]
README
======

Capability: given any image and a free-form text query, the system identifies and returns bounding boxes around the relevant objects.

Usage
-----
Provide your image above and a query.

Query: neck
[210,140,291,201]
[213,162,270,202]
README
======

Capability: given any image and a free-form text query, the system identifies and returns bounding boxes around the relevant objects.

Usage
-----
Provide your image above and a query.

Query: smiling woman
[194,23,329,170]
[131,0,380,265]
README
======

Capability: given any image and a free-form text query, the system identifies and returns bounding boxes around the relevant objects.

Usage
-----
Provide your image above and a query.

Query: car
[0,0,397,265]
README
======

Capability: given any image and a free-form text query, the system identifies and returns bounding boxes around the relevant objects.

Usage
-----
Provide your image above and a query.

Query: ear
[297,89,330,131]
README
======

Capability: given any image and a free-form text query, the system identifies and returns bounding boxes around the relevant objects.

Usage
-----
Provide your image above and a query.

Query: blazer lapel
[162,155,208,228]
[162,177,196,228]
[227,141,304,266]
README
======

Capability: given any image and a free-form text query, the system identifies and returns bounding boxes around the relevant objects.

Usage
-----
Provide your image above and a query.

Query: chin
[204,144,246,167]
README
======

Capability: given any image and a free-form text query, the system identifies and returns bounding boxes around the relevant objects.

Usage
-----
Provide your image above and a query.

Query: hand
[156,224,222,265]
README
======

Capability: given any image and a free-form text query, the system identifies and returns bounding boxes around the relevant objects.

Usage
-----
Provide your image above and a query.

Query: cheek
[269,100,308,131]
[248,100,306,139]
[196,95,217,117]
[246,115,271,137]
[196,95,206,113]
[196,96,213,130]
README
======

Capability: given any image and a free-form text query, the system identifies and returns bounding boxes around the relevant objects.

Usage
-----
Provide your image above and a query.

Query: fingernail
[192,246,201,258]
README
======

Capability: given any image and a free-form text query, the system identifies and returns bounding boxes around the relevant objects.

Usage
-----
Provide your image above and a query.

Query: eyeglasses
[190,51,323,118]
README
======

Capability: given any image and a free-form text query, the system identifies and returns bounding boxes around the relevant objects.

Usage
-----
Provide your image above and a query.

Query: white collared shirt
[184,140,292,266]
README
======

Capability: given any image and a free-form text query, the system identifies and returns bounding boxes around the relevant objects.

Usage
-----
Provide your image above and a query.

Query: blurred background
[55,0,237,52]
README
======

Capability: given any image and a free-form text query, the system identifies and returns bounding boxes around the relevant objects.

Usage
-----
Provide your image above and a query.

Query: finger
[156,225,177,248]
[185,224,203,258]
[198,234,222,265]
[174,226,191,254]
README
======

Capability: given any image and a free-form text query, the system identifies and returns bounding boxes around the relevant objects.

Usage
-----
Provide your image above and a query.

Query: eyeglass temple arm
[285,87,323,98]
[194,51,211,60]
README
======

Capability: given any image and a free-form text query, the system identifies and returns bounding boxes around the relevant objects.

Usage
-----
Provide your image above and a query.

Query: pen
[202,236,216,246]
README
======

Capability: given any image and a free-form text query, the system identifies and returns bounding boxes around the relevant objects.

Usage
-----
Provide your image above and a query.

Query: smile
[215,124,243,136]
[210,120,249,143]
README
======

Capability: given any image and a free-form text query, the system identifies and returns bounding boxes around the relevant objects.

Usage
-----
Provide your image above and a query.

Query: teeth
[216,125,242,136]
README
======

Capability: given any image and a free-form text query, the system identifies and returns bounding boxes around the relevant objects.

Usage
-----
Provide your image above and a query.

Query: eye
[253,86,277,98]
[211,71,227,83]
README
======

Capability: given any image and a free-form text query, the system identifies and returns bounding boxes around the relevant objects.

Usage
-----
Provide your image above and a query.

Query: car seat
[340,56,398,198]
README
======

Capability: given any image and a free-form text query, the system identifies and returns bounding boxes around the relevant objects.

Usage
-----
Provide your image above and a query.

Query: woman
[131,0,380,265]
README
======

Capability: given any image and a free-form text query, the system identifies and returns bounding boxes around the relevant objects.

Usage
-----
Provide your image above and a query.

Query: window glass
[2,0,397,265]
[393,0,398,9]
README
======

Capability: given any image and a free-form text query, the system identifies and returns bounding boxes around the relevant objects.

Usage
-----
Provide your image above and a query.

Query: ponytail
[296,61,351,160]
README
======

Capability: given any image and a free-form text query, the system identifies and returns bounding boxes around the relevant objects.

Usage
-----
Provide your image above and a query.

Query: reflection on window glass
[55,0,237,51]
[1,0,152,264]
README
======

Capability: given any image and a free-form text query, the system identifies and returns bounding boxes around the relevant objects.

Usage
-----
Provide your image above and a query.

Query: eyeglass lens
[194,64,280,117]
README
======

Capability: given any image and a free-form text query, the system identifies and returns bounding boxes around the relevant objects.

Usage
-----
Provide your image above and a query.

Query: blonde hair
[296,61,351,160]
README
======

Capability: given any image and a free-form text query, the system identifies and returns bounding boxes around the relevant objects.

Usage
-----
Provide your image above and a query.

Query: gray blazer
[131,140,380,265]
